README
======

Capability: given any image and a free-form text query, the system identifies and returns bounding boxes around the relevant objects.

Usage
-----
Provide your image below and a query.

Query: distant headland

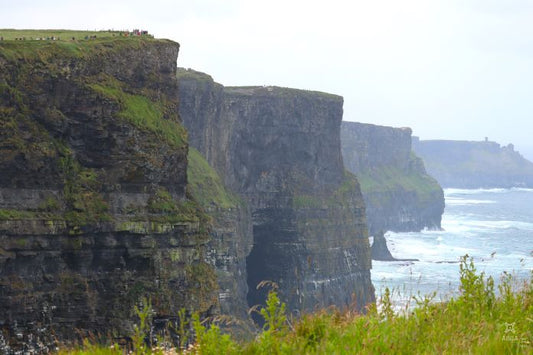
[413,137,533,188]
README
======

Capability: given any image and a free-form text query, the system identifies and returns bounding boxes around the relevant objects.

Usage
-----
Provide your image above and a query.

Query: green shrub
[187,148,241,209]
[132,297,154,354]
[192,314,238,355]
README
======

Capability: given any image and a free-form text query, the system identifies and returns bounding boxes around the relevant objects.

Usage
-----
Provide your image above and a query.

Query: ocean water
[371,188,533,308]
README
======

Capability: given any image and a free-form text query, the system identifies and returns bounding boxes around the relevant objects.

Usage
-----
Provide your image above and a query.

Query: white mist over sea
[371,188,533,307]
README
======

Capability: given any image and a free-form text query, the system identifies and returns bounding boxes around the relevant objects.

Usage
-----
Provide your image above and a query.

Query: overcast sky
[2,0,533,159]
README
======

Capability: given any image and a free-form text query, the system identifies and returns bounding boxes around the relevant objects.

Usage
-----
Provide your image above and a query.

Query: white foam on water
[445,198,496,205]
[510,187,533,193]
[443,218,533,233]
[479,220,533,230]
[372,187,533,309]
[444,188,509,195]
[385,231,473,263]
[440,221,476,235]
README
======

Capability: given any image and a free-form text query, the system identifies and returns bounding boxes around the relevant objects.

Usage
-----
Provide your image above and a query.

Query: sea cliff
[0,33,218,348]
[413,138,533,188]
[0,34,377,349]
[341,122,444,235]
[178,69,375,316]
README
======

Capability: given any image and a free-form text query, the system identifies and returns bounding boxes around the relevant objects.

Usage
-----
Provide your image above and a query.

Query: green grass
[177,68,217,85]
[89,80,187,149]
[357,164,441,205]
[187,148,241,209]
[0,29,124,41]
[224,85,342,101]
[292,170,361,209]
[0,29,161,62]
[58,152,111,228]
[58,256,532,354]
[147,187,179,214]
[0,209,62,221]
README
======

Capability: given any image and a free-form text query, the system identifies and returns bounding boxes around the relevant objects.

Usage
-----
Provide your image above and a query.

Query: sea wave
[444,187,533,196]
[445,197,496,205]
[444,188,508,195]
[385,231,473,261]
[443,218,533,232]
[479,220,533,230]
[510,187,533,193]
[373,188,533,304]
[440,219,478,235]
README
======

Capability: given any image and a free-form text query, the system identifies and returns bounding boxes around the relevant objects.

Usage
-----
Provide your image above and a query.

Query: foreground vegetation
[61,256,532,354]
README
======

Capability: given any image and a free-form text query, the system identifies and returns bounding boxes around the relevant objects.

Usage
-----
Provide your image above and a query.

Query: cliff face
[178,69,374,315]
[186,147,253,327]
[412,138,533,188]
[0,36,218,347]
[341,122,444,235]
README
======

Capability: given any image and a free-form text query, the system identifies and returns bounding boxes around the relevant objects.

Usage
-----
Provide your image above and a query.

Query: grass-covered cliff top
[177,68,216,84]
[0,29,128,40]
[0,29,173,60]
[0,28,189,228]
[225,85,343,101]
[176,67,342,101]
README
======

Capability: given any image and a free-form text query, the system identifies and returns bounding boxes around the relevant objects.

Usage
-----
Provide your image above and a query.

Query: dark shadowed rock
[371,231,395,261]
[178,68,375,317]
[370,231,419,262]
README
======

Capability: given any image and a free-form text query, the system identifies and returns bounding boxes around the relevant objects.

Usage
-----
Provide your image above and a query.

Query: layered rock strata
[341,122,444,235]
[0,36,218,347]
[186,147,253,328]
[178,69,375,315]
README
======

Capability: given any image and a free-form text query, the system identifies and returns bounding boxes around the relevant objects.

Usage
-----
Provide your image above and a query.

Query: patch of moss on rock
[58,152,111,228]
[291,171,362,209]
[187,148,241,209]
[357,165,441,205]
[89,79,187,149]
[148,187,179,213]
[0,209,63,221]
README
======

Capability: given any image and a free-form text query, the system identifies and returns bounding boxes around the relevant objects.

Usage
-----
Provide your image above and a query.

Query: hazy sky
[2,0,533,159]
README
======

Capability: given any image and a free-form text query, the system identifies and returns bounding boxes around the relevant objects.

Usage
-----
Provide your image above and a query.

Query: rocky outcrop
[178,69,375,316]
[341,122,444,235]
[370,231,395,261]
[370,231,418,262]
[0,36,218,348]
[412,138,533,188]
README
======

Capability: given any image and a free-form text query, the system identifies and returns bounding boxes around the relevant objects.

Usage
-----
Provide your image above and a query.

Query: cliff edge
[178,69,375,316]
[341,122,444,235]
[0,33,218,348]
